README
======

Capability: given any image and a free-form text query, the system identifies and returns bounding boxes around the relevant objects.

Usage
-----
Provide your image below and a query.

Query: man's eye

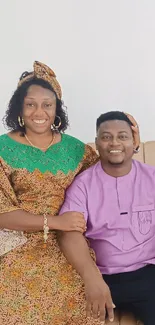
[119,135,128,140]
[102,136,111,140]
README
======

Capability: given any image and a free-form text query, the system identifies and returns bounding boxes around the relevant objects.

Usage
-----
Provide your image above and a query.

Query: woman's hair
[3,77,69,132]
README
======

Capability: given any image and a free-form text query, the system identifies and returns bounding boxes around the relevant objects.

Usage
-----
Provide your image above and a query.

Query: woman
[0,61,140,325]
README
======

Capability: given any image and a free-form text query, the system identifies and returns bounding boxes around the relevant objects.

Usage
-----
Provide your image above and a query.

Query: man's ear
[132,136,140,153]
[132,135,136,150]
[132,134,138,152]
[131,124,140,151]
[95,137,98,151]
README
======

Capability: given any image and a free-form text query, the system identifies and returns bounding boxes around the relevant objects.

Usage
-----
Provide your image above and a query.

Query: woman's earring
[18,116,25,127]
[52,116,61,130]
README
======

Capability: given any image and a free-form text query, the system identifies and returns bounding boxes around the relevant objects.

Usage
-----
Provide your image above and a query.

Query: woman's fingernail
[110,318,114,322]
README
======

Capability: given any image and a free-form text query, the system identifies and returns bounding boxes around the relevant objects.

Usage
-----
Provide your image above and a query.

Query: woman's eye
[44,103,52,107]
[26,103,34,107]
[44,103,52,108]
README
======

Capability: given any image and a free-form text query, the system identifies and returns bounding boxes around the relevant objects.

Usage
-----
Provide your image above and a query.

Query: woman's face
[22,85,57,134]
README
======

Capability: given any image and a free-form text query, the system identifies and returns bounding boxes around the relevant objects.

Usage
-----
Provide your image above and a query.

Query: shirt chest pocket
[131,204,155,243]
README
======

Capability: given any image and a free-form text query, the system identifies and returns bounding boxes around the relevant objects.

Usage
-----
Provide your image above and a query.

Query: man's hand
[84,275,114,323]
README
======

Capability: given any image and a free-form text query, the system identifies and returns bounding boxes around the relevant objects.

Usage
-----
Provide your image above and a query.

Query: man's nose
[110,137,120,146]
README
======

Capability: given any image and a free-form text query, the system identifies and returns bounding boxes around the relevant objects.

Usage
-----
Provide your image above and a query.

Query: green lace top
[0,133,98,215]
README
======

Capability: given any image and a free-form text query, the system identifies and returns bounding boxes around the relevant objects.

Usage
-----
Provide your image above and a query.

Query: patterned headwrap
[18,61,62,99]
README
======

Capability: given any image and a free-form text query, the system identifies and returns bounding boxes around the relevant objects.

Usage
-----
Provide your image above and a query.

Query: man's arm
[58,175,114,322]
[58,230,114,323]
[58,230,99,280]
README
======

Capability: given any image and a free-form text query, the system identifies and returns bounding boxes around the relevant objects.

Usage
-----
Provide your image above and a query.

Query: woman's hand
[52,211,86,233]
[125,113,140,150]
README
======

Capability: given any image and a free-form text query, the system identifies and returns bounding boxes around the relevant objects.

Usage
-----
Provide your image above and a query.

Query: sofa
[86,141,155,325]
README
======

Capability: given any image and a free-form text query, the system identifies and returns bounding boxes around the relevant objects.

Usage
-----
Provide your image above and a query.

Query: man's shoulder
[133,159,155,175]
[73,161,100,183]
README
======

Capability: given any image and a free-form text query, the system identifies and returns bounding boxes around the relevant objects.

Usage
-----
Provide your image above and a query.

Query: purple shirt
[60,160,155,275]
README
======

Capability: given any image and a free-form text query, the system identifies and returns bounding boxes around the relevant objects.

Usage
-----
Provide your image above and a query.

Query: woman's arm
[0,210,52,231]
[0,210,86,233]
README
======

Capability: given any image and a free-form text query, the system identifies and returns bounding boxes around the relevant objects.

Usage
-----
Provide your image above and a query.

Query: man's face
[96,120,135,166]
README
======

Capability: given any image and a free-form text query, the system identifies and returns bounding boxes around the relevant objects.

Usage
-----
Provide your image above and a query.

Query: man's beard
[108,159,124,166]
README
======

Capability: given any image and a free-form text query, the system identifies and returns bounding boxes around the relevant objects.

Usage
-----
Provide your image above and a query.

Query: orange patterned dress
[0,133,102,325]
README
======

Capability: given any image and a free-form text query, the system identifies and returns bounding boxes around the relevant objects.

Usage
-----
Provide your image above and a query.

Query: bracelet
[43,213,49,245]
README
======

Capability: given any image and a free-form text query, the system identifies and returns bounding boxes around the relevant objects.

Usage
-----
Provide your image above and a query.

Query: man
[59,111,155,325]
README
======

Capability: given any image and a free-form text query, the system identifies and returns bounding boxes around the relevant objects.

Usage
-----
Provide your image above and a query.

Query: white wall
[0,0,155,143]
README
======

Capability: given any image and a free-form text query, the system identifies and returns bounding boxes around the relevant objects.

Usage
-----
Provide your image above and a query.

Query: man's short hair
[96,111,133,131]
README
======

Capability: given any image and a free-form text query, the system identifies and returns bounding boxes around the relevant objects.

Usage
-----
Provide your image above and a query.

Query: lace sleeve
[80,144,99,172]
[0,158,21,214]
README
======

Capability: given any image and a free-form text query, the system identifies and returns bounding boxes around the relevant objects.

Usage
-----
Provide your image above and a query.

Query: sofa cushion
[144,141,155,166]
[106,310,141,324]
